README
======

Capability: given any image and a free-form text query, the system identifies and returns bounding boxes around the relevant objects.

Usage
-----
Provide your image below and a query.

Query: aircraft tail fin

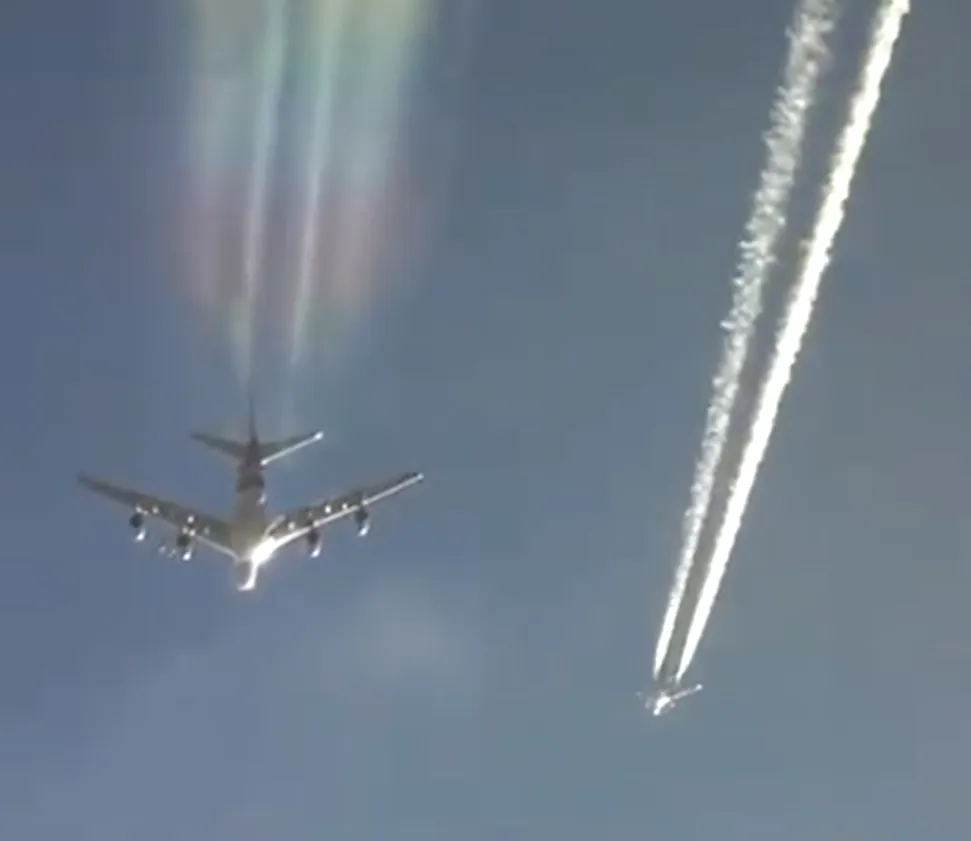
[191,391,321,466]
[247,390,257,441]
[189,432,249,460]
[258,431,324,467]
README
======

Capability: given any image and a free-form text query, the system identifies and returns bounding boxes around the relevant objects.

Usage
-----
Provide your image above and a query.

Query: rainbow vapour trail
[183,0,447,391]
[286,0,436,374]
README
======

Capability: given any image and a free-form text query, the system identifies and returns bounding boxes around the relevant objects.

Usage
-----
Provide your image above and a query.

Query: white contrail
[234,0,288,383]
[676,0,910,680]
[653,0,836,679]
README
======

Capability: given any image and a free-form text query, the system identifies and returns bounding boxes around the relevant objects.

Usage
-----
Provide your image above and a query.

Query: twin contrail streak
[289,0,353,370]
[676,0,910,680]
[236,0,288,383]
[653,0,836,679]
[327,1,426,320]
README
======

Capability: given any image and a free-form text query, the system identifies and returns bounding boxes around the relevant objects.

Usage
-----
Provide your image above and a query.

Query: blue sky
[2,0,970,838]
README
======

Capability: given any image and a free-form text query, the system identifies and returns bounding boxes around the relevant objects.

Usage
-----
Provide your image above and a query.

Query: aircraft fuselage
[227,441,273,588]
[231,442,269,551]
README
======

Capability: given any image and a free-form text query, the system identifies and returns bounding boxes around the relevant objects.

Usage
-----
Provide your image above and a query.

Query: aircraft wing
[78,474,233,556]
[673,683,703,701]
[267,471,423,547]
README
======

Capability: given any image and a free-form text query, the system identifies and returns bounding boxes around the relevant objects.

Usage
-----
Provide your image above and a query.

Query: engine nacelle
[354,506,370,537]
[175,531,193,561]
[306,528,322,558]
[129,510,146,542]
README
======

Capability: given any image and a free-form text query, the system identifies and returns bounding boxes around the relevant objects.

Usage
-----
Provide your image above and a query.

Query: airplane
[78,403,423,592]
[637,679,702,717]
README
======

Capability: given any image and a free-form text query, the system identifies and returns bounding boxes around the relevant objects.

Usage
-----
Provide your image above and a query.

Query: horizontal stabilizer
[259,431,324,467]
[190,433,248,460]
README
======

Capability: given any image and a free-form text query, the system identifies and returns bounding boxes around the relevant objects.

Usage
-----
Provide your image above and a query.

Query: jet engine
[129,510,146,542]
[175,531,193,561]
[353,506,370,537]
[306,528,322,558]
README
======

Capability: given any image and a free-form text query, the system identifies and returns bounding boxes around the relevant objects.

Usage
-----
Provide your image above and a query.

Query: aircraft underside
[78,418,422,592]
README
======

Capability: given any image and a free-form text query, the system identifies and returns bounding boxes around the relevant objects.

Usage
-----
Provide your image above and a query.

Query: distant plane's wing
[673,684,703,701]
[78,474,233,556]
[267,471,423,548]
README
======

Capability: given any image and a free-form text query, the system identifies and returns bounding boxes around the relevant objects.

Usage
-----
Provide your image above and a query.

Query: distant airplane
[78,400,423,592]
[637,679,702,717]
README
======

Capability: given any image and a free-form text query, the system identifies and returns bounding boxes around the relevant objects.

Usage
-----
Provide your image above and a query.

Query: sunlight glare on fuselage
[250,537,278,566]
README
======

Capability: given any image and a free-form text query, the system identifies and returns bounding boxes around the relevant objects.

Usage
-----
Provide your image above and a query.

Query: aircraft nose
[233,561,257,592]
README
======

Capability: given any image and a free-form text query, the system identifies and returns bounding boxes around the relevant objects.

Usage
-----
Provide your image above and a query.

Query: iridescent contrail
[653,0,836,679]
[676,0,910,680]
[286,0,435,373]
[324,0,435,342]
[233,0,289,385]
[288,0,353,371]
[183,0,461,406]
[185,0,260,312]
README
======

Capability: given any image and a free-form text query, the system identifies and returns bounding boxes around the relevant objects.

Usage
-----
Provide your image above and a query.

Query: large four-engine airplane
[637,678,702,717]
[78,404,423,592]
